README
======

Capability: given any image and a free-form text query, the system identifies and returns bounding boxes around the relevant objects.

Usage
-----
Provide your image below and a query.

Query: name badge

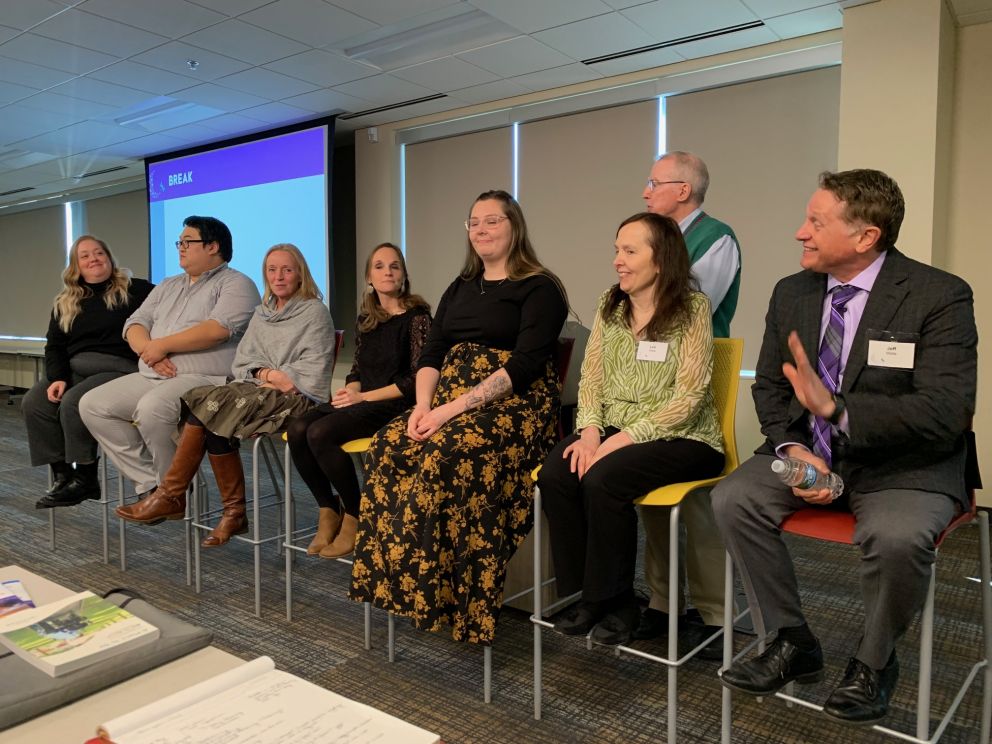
[867,339,915,369]
[637,341,669,362]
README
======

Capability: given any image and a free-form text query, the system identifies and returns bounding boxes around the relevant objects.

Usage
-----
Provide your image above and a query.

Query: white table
[0,566,243,744]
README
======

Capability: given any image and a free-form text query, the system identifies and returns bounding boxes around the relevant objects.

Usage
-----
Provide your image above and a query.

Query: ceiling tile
[601,0,655,8]
[31,8,169,56]
[280,87,373,114]
[622,0,758,41]
[96,132,185,158]
[241,0,377,48]
[0,55,75,88]
[0,0,73,31]
[0,104,82,144]
[391,57,498,92]
[0,24,20,43]
[0,79,37,105]
[0,33,120,74]
[0,149,60,171]
[81,0,227,38]
[534,12,657,60]
[467,0,613,33]
[118,103,228,133]
[174,82,271,111]
[587,46,683,76]
[511,62,604,91]
[457,36,575,77]
[740,0,836,16]
[763,6,843,38]
[328,0,462,26]
[447,78,532,104]
[18,91,118,118]
[88,61,200,95]
[265,49,378,87]
[239,100,315,124]
[346,95,464,127]
[14,120,140,156]
[50,77,155,108]
[675,24,780,59]
[333,74,436,106]
[196,112,268,134]
[217,68,317,98]
[59,152,136,177]
[180,19,309,66]
[133,41,251,81]
[184,0,274,15]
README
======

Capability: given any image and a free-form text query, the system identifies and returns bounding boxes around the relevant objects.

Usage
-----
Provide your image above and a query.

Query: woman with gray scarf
[116,244,334,547]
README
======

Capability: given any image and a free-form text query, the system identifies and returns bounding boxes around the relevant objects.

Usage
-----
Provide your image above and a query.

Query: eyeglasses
[646,179,686,192]
[464,216,508,231]
[175,239,206,249]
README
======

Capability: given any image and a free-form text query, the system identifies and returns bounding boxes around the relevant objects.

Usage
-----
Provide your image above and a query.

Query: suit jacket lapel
[841,249,909,393]
[796,272,825,365]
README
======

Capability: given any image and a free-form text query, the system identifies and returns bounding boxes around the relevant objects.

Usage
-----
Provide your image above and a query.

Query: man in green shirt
[637,151,741,657]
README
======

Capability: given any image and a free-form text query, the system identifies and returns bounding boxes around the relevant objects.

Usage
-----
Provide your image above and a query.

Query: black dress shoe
[35,474,101,508]
[554,601,607,636]
[46,462,73,496]
[720,636,824,695]
[591,601,641,646]
[823,654,899,725]
[680,621,725,661]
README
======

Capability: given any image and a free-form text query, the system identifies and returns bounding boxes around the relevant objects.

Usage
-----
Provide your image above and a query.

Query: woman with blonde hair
[116,244,335,548]
[286,242,431,559]
[350,190,568,645]
[26,235,154,508]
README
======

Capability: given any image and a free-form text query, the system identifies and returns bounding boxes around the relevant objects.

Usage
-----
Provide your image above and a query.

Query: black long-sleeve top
[44,278,155,382]
[417,273,567,393]
[346,305,432,403]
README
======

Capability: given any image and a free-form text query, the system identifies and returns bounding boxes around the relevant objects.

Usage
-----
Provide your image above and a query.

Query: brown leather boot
[201,451,248,547]
[319,514,358,559]
[307,507,342,554]
[116,424,206,524]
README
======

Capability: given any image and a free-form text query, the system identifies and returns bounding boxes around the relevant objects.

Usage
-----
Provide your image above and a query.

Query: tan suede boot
[201,451,248,548]
[319,514,358,559]
[307,507,342,554]
[116,424,206,524]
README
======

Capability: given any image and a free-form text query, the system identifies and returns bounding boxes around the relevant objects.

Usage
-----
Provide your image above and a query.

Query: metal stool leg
[916,564,937,740]
[364,602,372,651]
[118,473,127,571]
[253,437,263,618]
[388,612,395,662]
[484,646,492,703]
[721,552,733,744]
[979,511,991,744]
[193,477,203,594]
[100,456,109,564]
[285,442,294,622]
[533,485,543,720]
[667,505,680,744]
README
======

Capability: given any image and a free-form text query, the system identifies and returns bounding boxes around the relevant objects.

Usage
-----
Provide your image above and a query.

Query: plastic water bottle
[771,457,844,500]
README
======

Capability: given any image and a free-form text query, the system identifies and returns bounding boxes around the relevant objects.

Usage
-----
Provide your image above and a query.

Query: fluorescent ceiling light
[115,99,196,127]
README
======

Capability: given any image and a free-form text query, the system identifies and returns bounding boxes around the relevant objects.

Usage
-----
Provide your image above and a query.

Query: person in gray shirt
[79,216,260,499]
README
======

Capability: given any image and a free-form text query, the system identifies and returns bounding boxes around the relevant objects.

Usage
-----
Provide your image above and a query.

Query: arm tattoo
[464,374,512,411]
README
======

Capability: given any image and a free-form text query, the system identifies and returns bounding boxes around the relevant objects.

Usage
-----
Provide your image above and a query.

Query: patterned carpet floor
[0,394,987,743]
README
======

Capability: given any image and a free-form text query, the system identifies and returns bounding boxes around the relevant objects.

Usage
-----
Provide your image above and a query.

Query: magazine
[96,656,441,744]
[0,579,34,618]
[0,591,159,677]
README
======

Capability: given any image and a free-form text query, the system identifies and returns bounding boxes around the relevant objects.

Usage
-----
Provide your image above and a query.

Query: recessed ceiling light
[186,59,200,71]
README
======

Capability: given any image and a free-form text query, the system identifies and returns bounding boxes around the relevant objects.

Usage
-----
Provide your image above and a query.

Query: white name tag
[637,341,669,362]
[867,339,915,369]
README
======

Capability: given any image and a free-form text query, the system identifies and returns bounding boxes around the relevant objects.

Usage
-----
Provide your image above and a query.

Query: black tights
[285,401,405,517]
[184,411,238,455]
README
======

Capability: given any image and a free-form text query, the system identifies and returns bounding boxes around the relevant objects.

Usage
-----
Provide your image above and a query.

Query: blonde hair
[357,243,429,333]
[53,236,132,333]
[261,244,322,306]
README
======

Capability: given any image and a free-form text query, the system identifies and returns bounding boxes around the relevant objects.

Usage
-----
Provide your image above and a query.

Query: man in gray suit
[713,169,976,725]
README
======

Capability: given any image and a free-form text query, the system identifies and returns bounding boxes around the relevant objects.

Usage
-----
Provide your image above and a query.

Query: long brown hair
[357,243,429,333]
[53,236,132,333]
[459,190,568,306]
[602,212,697,340]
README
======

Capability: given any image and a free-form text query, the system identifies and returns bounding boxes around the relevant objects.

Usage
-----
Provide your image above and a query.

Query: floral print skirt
[182,381,315,442]
[349,342,560,645]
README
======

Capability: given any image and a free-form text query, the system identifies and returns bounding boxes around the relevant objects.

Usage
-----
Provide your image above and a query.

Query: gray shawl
[231,297,335,402]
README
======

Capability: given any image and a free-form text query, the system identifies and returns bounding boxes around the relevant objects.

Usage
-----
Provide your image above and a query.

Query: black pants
[538,428,724,603]
[285,399,406,516]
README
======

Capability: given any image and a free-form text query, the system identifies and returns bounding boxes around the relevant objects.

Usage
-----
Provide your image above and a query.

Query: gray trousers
[22,352,137,467]
[79,371,223,494]
[711,453,956,669]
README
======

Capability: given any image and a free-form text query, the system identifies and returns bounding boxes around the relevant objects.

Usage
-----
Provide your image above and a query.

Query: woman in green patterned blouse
[538,212,725,646]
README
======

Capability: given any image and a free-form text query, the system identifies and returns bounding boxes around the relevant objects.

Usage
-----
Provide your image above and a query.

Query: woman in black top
[286,243,431,559]
[25,236,154,508]
[349,190,569,645]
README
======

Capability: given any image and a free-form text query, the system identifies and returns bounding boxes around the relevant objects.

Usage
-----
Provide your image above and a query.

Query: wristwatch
[828,393,846,425]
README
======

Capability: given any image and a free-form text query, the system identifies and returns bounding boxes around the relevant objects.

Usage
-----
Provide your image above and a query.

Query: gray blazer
[752,248,977,511]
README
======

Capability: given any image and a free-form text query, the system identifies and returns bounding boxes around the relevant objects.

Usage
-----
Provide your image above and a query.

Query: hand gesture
[782,331,834,418]
[140,338,170,367]
[408,402,457,441]
[47,380,67,402]
[151,359,177,378]
[331,387,364,408]
[562,428,601,479]
[783,445,835,505]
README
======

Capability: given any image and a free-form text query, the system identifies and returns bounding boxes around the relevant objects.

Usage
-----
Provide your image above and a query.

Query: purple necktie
[811,284,860,467]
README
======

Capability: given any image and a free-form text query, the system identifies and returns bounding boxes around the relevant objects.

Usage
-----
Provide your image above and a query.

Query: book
[0,579,34,618]
[96,656,441,744]
[0,591,159,677]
